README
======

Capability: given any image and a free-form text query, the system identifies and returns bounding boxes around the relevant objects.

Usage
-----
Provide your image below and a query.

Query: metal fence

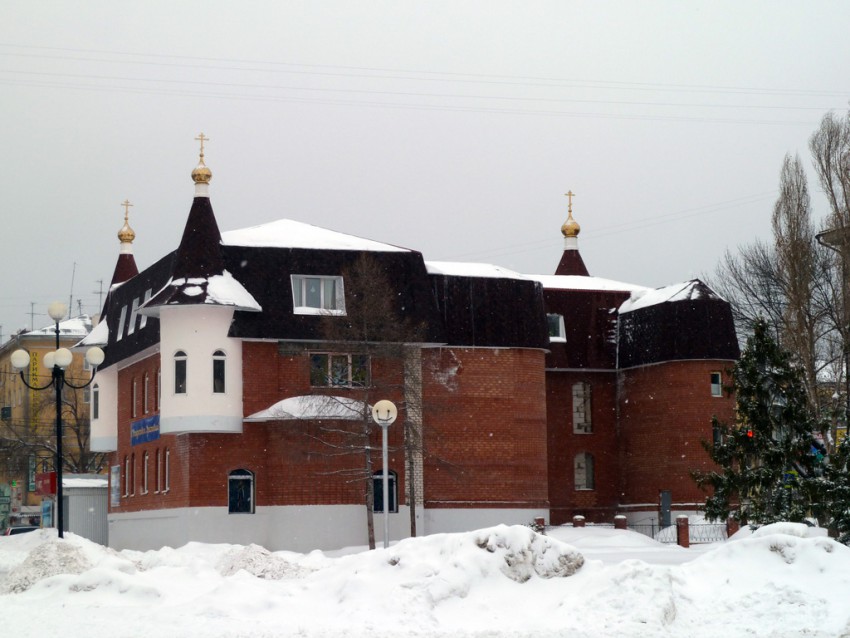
[628,522,727,544]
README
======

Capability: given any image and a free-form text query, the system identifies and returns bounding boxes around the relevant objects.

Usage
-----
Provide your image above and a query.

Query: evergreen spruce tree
[695,319,823,525]
[820,432,850,543]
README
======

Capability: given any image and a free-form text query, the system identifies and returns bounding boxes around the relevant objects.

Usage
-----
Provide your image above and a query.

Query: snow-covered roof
[24,315,92,338]
[529,274,650,293]
[141,270,262,316]
[618,280,718,314]
[246,395,368,421]
[425,261,528,280]
[78,318,108,347]
[63,477,108,488]
[222,219,410,253]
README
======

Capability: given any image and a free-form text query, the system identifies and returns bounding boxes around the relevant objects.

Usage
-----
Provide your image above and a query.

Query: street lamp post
[10,302,104,539]
[371,399,397,549]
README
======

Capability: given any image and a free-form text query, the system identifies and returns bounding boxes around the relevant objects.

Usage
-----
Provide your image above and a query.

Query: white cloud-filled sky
[2,1,849,336]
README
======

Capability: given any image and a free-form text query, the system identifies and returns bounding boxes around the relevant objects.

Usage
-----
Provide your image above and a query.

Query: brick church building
[85,140,738,552]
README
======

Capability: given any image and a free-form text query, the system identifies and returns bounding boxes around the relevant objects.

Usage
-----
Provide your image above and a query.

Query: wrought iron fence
[628,522,727,544]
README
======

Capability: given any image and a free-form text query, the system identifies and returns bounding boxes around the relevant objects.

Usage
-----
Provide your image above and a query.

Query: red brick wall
[113,344,411,513]
[421,347,549,509]
[618,360,736,508]
[546,370,620,524]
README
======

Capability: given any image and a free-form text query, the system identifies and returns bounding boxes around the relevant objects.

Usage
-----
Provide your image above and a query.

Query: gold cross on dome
[195,132,209,157]
[121,199,133,220]
[565,190,575,214]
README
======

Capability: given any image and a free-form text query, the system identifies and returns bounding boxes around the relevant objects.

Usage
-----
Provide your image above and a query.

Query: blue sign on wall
[131,414,161,446]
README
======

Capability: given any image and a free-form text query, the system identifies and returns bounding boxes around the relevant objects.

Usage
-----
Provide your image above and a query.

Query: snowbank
[0,524,849,637]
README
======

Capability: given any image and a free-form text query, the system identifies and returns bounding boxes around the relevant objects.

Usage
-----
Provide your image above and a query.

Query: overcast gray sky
[2,1,849,338]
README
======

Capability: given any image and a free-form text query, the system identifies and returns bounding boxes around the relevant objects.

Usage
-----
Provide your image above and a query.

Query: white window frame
[291,275,346,315]
[163,448,170,493]
[143,373,149,414]
[141,452,149,495]
[547,313,566,342]
[710,372,723,397]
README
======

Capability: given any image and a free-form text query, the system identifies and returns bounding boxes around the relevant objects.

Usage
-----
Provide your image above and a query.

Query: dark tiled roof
[554,250,590,277]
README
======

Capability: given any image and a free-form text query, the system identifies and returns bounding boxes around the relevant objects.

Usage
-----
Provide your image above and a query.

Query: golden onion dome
[118,200,136,243]
[191,132,212,184]
[561,190,580,238]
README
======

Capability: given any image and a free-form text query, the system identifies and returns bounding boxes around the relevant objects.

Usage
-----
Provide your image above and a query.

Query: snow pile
[218,544,313,579]
[472,525,584,581]
[1,524,850,637]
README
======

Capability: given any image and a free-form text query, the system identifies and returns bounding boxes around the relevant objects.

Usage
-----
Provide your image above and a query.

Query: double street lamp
[10,302,104,538]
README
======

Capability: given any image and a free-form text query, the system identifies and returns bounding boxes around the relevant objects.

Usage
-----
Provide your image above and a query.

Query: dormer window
[547,314,566,342]
[291,275,345,315]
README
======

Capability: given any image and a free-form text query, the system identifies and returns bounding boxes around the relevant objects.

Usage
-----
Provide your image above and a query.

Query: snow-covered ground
[0,522,848,638]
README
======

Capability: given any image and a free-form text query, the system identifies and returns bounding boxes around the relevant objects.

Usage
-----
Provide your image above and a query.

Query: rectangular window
[547,314,566,342]
[291,275,345,315]
[710,372,723,397]
[572,382,592,434]
[310,353,370,388]
[123,456,129,497]
[132,379,138,418]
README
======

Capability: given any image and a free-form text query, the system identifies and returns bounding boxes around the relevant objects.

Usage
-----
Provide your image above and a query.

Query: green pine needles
[694,319,825,527]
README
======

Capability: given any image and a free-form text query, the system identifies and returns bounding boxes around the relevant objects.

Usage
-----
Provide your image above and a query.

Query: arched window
[164,448,170,493]
[141,451,149,494]
[92,384,100,420]
[143,373,150,413]
[155,449,161,493]
[228,469,254,514]
[130,453,136,496]
[572,382,592,433]
[131,377,138,418]
[174,351,187,394]
[372,470,398,513]
[156,368,161,409]
[123,455,129,497]
[574,453,595,490]
[213,349,226,394]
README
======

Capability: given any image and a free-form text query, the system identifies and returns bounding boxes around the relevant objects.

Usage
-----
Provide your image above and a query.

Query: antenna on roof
[68,262,77,318]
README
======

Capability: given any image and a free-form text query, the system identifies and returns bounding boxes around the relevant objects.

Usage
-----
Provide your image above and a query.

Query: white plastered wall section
[108,504,415,552]
[158,305,244,434]
[90,365,117,452]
